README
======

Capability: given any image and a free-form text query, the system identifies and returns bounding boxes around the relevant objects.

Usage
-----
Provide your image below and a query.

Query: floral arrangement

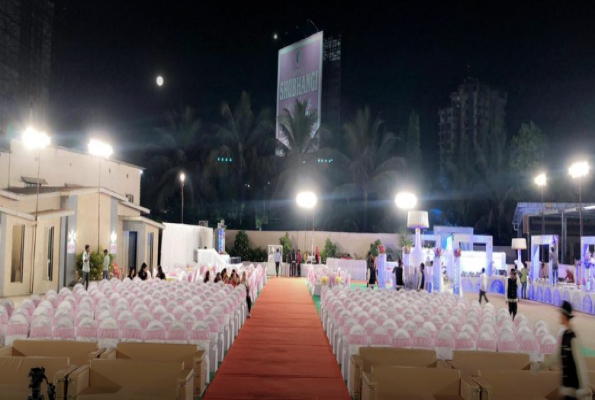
[454,248,462,258]
[403,246,411,255]
[434,247,443,257]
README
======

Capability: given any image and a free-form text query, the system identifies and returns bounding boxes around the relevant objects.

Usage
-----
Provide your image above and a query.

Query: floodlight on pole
[569,161,590,242]
[395,192,417,210]
[534,173,547,187]
[180,172,186,224]
[22,127,50,294]
[535,172,547,259]
[88,138,113,250]
[296,191,318,255]
[156,76,164,86]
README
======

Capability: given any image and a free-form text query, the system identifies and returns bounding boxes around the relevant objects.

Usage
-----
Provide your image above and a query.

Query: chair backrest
[392,328,412,348]
[121,320,143,342]
[145,320,166,343]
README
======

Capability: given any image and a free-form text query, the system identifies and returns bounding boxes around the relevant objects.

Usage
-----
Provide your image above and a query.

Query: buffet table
[529,283,595,314]
[325,258,367,281]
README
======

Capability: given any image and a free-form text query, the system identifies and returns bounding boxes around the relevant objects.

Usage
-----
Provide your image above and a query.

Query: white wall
[226,230,402,259]
[6,139,141,205]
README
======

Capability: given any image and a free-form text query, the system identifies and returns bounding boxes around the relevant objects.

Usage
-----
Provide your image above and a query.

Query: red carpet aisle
[203,277,350,400]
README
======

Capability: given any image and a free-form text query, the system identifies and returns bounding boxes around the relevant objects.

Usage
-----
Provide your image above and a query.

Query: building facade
[0,139,163,297]
[438,78,507,169]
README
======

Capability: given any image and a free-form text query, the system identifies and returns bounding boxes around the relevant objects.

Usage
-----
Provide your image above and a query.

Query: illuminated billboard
[276,31,324,147]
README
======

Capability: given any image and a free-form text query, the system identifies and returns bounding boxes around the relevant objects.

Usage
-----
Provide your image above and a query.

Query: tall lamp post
[180,172,186,224]
[535,173,547,260]
[296,191,317,255]
[23,127,51,293]
[569,162,590,241]
[395,192,418,288]
[88,139,113,251]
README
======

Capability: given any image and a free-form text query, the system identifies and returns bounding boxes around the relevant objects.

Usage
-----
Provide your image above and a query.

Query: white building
[0,139,163,296]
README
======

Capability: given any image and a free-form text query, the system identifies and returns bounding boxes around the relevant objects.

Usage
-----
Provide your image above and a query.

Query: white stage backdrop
[161,223,213,267]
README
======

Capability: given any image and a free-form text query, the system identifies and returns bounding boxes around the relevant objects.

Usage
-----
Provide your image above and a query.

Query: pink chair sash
[392,337,412,348]
[498,340,517,352]
[455,338,474,350]
[30,326,53,338]
[348,334,368,345]
[122,329,143,341]
[6,323,28,335]
[365,326,376,336]
[208,322,219,333]
[54,327,76,339]
[435,338,454,348]
[190,331,210,341]
[477,339,497,351]
[76,327,97,338]
[414,337,434,348]
[520,339,539,352]
[371,334,391,346]
[98,328,119,339]
[167,330,187,341]
[540,343,556,354]
[0,315,8,324]
[145,329,166,341]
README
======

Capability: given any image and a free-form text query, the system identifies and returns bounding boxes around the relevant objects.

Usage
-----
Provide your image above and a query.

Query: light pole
[569,162,590,241]
[23,127,51,293]
[88,139,113,251]
[180,172,186,224]
[535,173,547,260]
[296,191,317,255]
[395,192,419,287]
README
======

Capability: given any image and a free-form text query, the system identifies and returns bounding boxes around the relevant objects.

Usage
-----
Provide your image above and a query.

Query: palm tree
[214,91,276,227]
[335,107,407,232]
[274,99,326,196]
[146,107,213,220]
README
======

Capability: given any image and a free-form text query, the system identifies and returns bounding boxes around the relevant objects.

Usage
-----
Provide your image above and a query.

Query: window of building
[46,226,54,281]
[11,225,25,283]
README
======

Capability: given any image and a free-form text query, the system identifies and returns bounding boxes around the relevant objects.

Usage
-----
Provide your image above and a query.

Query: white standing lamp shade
[511,238,527,267]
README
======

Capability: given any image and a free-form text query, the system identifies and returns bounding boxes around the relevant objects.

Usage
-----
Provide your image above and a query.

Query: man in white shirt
[102,249,110,280]
[82,244,91,289]
[479,267,489,303]
[274,249,281,278]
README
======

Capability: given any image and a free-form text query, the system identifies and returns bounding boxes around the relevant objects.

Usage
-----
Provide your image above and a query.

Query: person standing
[297,250,302,277]
[290,250,296,277]
[551,247,559,286]
[479,267,489,303]
[138,262,149,281]
[417,263,425,292]
[393,258,404,291]
[539,261,547,279]
[506,269,521,320]
[520,262,528,299]
[537,301,590,400]
[241,271,252,318]
[102,249,110,280]
[274,249,281,277]
[366,252,377,288]
[315,246,321,264]
[82,245,91,289]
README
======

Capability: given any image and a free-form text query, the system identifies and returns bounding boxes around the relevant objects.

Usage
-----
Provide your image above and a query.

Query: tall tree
[146,107,213,221]
[508,121,547,174]
[335,107,407,232]
[214,91,275,227]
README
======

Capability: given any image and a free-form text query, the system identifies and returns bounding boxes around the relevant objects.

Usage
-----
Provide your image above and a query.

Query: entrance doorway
[128,232,137,273]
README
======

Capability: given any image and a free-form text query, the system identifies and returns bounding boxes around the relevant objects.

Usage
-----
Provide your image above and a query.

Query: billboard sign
[276,31,324,148]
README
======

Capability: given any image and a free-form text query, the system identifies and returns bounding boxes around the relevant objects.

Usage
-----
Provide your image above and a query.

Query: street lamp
[180,172,186,224]
[395,192,417,210]
[23,127,50,294]
[88,139,113,250]
[569,161,590,240]
[535,173,547,259]
[296,191,317,256]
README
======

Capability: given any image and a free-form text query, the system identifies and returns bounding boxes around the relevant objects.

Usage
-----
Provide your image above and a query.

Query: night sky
[49,1,595,168]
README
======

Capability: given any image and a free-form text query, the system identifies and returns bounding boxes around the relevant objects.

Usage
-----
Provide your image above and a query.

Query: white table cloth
[326,258,367,281]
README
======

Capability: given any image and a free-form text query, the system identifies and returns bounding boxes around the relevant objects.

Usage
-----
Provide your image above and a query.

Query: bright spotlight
[180,172,186,183]
[569,161,590,179]
[88,139,113,159]
[156,76,164,86]
[534,173,547,187]
[22,127,50,150]
[395,192,417,210]
[273,33,278,40]
[296,191,317,209]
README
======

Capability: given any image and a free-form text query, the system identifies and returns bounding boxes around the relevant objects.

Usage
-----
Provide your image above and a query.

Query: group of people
[365,253,427,292]
[272,247,322,278]
[204,268,252,314]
